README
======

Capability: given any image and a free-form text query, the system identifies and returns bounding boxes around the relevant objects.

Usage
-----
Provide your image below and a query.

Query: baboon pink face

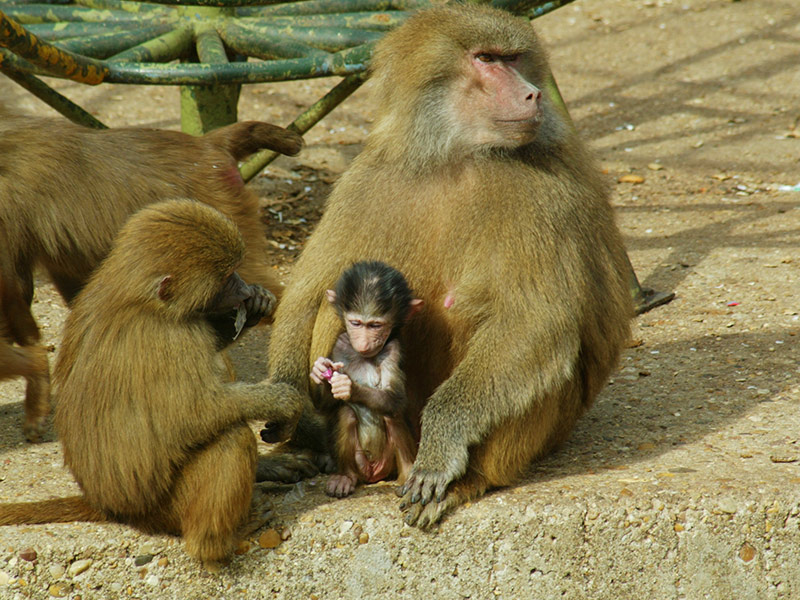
[343,312,392,358]
[450,49,543,147]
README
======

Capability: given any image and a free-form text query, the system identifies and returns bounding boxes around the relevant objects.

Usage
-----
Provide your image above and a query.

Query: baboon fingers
[400,473,488,529]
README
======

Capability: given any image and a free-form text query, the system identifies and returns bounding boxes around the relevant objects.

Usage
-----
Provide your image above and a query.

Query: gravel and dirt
[1,0,798,598]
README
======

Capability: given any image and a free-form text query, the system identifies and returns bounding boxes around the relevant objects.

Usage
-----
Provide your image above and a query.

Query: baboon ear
[157,275,173,301]
[325,289,337,305]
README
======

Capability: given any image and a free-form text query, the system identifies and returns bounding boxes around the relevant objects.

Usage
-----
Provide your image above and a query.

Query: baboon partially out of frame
[0,200,305,568]
[265,4,632,528]
[0,112,302,441]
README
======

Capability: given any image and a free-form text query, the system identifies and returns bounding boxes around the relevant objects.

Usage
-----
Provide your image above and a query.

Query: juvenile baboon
[307,261,422,498]
[265,5,633,527]
[0,200,305,568]
[0,112,302,441]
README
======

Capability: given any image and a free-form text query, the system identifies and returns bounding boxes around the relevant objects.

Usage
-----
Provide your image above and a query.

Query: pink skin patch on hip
[221,164,245,189]
[444,294,455,309]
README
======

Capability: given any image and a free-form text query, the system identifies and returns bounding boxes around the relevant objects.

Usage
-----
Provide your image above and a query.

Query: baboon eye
[476,53,494,63]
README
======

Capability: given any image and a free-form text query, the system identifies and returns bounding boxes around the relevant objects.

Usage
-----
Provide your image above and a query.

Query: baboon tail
[0,496,106,525]
[205,121,304,161]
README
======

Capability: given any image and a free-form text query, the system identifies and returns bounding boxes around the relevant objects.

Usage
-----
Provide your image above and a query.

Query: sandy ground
[0,0,798,598]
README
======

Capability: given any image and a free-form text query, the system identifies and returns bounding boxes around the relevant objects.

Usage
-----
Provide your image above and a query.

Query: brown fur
[0,331,47,381]
[0,112,302,441]
[267,5,632,528]
[0,200,305,566]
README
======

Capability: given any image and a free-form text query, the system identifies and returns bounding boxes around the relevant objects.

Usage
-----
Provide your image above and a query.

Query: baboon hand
[256,382,305,443]
[397,440,469,524]
[259,410,299,444]
[260,422,284,444]
[244,284,277,326]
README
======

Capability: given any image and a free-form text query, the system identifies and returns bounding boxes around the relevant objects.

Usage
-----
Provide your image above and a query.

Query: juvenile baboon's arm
[227,381,305,425]
[400,307,580,503]
[174,381,304,450]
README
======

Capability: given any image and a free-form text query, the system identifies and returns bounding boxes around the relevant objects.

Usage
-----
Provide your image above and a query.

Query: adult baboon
[265,4,632,528]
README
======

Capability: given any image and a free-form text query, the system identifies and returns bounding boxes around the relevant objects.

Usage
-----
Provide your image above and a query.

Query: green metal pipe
[0,44,39,72]
[179,5,241,134]
[0,58,107,128]
[105,42,373,84]
[490,0,576,18]
[75,0,175,18]
[107,24,192,62]
[233,10,408,30]
[57,24,174,58]
[27,21,149,40]
[256,0,429,17]
[0,9,108,83]
[1,4,147,24]
[0,0,71,5]
[240,70,367,181]
[544,71,572,127]
[220,22,331,59]
[85,0,286,6]
[195,26,229,63]
[227,21,382,52]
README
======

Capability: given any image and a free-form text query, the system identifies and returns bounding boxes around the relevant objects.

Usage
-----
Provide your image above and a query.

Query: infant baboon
[308,261,422,497]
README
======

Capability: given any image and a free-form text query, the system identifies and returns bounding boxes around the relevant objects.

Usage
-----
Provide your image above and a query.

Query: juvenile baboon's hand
[259,411,299,444]
[310,357,343,385]
[329,372,352,400]
[397,437,469,526]
[244,284,277,326]
[256,382,305,443]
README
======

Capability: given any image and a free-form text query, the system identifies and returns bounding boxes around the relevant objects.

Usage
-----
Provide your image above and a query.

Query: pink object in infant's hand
[322,368,334,381]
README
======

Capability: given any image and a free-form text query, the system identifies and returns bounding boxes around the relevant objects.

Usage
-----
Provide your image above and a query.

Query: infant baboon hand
[329,372,352,400]
[310,357,344,385]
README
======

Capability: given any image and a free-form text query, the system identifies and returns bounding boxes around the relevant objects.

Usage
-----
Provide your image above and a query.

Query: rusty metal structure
[0,0,673,312]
